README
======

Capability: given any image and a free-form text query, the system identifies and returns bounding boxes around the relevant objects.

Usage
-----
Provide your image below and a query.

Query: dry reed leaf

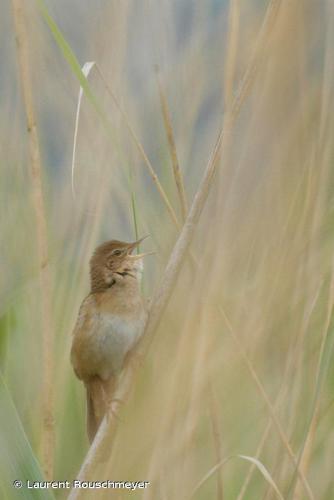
[71,61,96,198]
[189,454,284,500]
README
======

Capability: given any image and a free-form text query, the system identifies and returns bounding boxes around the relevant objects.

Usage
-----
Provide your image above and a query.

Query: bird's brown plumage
[71,238,150,442]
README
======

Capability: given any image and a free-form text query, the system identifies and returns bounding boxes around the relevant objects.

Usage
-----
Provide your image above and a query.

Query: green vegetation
[2,0,333,498]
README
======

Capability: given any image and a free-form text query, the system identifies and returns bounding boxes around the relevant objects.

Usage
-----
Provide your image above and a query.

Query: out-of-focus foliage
[1,0,334,498]
[0,375,55,499]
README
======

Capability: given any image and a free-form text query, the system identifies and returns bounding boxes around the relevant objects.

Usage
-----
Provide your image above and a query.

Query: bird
[70,236,153,443]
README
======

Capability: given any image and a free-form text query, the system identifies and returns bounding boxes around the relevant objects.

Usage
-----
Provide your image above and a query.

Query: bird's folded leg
[106,399,123,423]
[100,378,123,422]
[124,347,144,372]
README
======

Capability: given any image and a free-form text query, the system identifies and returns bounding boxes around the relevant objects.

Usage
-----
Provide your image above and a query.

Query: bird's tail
[85,377,115,443]
[86,384,99,444]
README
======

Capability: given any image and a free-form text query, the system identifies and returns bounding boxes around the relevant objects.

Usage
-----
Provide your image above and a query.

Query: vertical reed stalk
[209,382,224,500]
[224,0,240,110]
[236,283,322,500]
[95,65,181,230]
[219,306,314,500]
[155,65,188,221]
[11,0,54,480]
[289,269,334,499]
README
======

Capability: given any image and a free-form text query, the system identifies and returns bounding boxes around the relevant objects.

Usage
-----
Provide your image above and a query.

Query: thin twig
[11,0,54,480]
[155,64,188,221]
[68,1,282,496]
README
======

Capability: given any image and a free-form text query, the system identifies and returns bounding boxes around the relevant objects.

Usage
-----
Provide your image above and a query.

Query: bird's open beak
[127,235,155,259]
[127,235,149,252]
[127,251,155,260]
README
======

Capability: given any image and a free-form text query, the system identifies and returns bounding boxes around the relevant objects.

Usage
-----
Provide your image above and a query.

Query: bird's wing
[70,295,119,442]
[71,294,95,336]
[70,294,96,381]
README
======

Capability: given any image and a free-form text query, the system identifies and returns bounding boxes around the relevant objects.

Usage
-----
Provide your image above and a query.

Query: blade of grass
[0,374,55,500]
[155,64,188,221]
[208,381,224,500]
[230,0,281,122]
[129,167,139,242]
[238,456,284,500]
[188,454,284,500]
[36,0,180,229]
[35,0,104,120]
[218,305,314,500]
[224,0,240,110]
[236,282,322,500]
[94,64,181,230]
[71,61,95,198]
[70,60,139,244]
[289,267,334,499]
[11,0,55,479]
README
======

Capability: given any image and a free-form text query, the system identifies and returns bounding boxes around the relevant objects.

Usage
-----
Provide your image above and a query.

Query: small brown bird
[71,237,152,442]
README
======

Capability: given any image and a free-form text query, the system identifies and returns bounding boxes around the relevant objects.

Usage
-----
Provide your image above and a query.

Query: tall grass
[1,0,334,499]
[11,0,55,480]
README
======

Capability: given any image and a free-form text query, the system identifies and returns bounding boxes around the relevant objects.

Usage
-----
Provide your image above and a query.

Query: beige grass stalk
[142,297,211,500]
[218,307,314,500]
[11,0,54,480]
[155,65,188,221]
[236,284,322,500]
[224,0,240,110]
[67,1,283,496]
[208,382,224,500]
[292,269,334,499]
[95,64,181,230]
[292,405,320,500]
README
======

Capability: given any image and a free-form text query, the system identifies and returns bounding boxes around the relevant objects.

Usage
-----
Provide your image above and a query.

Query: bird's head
[89,236,153,292]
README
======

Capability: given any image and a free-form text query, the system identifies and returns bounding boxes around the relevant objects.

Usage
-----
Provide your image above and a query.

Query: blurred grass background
[1,0,334,498]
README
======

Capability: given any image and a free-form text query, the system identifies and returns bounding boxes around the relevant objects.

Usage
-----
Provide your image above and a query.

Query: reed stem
[11,0,55,480]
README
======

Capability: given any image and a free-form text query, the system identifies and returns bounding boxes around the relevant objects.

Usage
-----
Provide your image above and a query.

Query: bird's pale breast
[94,311,146,379]
[71,294,147,382]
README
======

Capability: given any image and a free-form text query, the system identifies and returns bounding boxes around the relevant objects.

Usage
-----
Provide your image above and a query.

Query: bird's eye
[112,249,122,256]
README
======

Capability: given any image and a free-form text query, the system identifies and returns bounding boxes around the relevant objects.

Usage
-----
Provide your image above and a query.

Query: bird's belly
[89,312,146,379]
